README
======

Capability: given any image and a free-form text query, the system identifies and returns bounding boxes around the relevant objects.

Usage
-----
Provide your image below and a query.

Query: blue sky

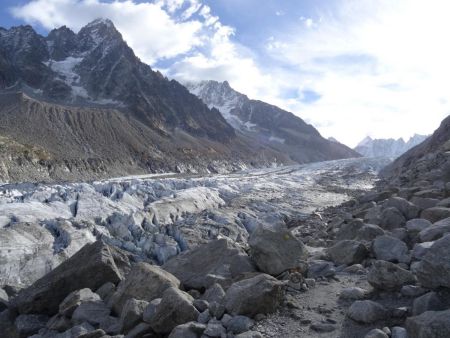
[2,0,450,147]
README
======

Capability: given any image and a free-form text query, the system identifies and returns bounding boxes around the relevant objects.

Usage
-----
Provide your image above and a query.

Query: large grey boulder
[307,260,336,279]
[406,309,450,338]
[119,298,149,333]
[347,300,387,323]
[248,226,307,276]
[372,235,410,263]
[327,240,368,265]
[418,217,450,242]
[224,274,284,317]
[11,241,130,315]
[412,242,434,260]
[71,300,110,325]
[384,197,420,220]
[415,235,450,288]
[380,207,406,229]
[14,314,49,337]
[356,224,385,242]
[412,292,447,316]
[336,219,364,240]
[109,262,179,314]
[147,287,199,334]
[163,239,256,289]
[365,329,389,338]
[368,260,415,290]
[421,207,450,223]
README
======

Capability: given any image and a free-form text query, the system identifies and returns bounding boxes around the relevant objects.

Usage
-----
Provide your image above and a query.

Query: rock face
[327,240,368,265]
[248,226,307,276]
[368,260,415,290]
[224,274,284,317]
[415,235,450,289]
[11,241,130,314]
[146,287,199,334]
[163,239,256,289]
[406,309,450,338]
[186,80,360,164]
[109,262,180,314]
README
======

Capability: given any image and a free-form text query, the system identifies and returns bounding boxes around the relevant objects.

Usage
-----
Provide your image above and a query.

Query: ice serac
[185,80,360,164]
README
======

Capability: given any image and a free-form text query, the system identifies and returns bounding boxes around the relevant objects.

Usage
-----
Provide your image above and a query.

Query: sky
[2,0,450,147]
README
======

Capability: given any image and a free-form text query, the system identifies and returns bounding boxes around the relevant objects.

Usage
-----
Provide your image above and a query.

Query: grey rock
[0,288,9,311]
[198,309,211,324]
[410,197,440,210]
[406,309,450,338]
[421,207,450,223]
[384,197,420,220]
[380,207,406,229]
[368,260,416,290]
[327,240,368,265]
[356,224,385,242]
[15,314,49,337]
[193,299,209,312]
[201,283,225,304]
[401,285,428,297]
[119,298,149,333]
[418,217,450,242]
[147,287,199,334]
[95,282,116,302]
[109,262,179,315]
[72,300,111,325]
[336,219,364,240]
[372,235,410,263]
[142,298,161,323]
[348,300,387,323]
[124,322,153,338]
[307,260,336,279]
[46,313,72,332]
[416,235,450,288]
[163,239,256,290]
[0,309,19,338]
[391,326,408,338]
[437,197,450,207]
[365,328,389,338]
[11,241,130,315]
[339,287,367,300]
[406,219,432,233]
[310,323,336,332]
[248,226,307,276]
[78,329,107,338]
[412,242,434,260]
[204,319,226,337]
[209,301,225,319]
[224,274,284,317]
[412,292,446,316]
[59,288,101,317]
[168,322,206,338]
[225,315,254,334]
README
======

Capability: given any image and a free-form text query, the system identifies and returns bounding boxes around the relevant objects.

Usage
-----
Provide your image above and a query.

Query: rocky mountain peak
[77,18,124,53]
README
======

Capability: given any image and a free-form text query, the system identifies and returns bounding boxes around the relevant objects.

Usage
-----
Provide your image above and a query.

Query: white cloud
[11,0,204,63]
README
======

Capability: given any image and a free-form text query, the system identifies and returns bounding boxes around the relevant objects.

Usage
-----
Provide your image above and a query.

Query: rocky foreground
[0,122,449,338]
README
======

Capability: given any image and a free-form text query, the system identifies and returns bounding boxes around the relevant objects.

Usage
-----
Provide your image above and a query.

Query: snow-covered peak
[356,136,373,147]
[85,18,115,29]
[354,134,428,158]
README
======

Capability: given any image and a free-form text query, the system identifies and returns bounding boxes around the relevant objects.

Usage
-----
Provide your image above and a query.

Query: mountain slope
[380,115,450,185]
[354,134,429,158]
[186,80,359,163]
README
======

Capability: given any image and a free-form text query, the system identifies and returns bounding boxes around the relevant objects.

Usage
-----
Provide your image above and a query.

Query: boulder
[307,260,336,279]
[415,235,450,288]
[368,260,415,290]
[0,309,19,338]
[225,315,254,334]
[14,314,49,337]
[418,217,450,242]
[356,224,385,242]
[119,298,149,333]
[339,287,367,300]
[412,242,434,260]
[248,226,307,276]
[372,235,410,263]
[406,309,450,338]
[235,332,263,338]
[168,322,206,338]
[142,298,161,323]
[410,197,440,210]
[147,287,199,334]
[201,283,225,304]
[327,240,368,265]
[72,300,111,325]
[11,241,130,315]
[109,262,179,314]
[412,292,447,316]
[0,288,9,311]
[380,207,406,229]
[347,300,387,323]
[224,274,284,317]
[204,319,226,337]
[406,219,432,233]
[421,207,450,223]
[384,197,420,220]
[59,288,101,317]
[365,329,389,338]
[163,239,256,289]
[336,219,364,240]
[391,327,408,338]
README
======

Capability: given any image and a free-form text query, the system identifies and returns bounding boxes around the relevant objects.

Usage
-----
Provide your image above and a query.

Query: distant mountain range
[354,134,429,158]
[185,80,358,164]
[0,19,358,182]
